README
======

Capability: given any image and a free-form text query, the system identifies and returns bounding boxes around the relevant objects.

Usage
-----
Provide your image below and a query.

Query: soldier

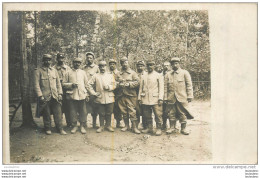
[83,52,99,128]
[164,57,194,135]
[34,54,67,135]
[155,64,163,74]
[162,61,171,130]
[87,61,116,133]
[117,57,140,134]
[136,60,147,130]
[63,58,89,134]
[138,60,164,136]
[108,58,123,128]
[54,53,71,127]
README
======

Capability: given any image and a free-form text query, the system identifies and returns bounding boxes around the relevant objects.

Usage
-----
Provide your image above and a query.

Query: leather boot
[60,129,67,135]
[181,123,189,135]
[71,126,78,134]
[155,123,162,136]
[142,122,153,134]
[92,114,97,128]
[97,115,105,133]
[132,121,141,134]
[96,126,104,133]
[80,126,87,134]
[121,117,130,132]
[166,120,176,134]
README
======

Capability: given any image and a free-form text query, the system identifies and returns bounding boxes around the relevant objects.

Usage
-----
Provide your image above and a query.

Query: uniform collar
[172,68,181,74]
[86,63,95,68]
[120,68,131,74]
[55,64,67,70]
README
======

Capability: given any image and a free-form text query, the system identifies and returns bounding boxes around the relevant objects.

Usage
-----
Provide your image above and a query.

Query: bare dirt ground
[9,100,211,164]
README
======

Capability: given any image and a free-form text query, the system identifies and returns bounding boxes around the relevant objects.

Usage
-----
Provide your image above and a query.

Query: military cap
[42,54,52,60]
[86,52,95,58]
[73,57,83,63]
[98,60,107,66]
[163,61,171,65]
[170,57,181,63]
[136,60,145,66]
[57,53,65,58]
[146,60,155,65]
[120,57,128,63]
[108,59,117,64]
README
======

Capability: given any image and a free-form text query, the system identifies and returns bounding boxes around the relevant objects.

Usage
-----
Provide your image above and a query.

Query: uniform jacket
[33,66,63,101]
[138,71,164,105]
[83,63,100,80]
[54,64,71,83]
[117,68,140,97]
[62,68,89,100]
[164,68,193,104]
[87,72,116,104]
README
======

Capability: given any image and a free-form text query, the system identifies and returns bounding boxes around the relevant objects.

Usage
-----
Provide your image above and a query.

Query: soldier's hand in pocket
[158,100,163,106]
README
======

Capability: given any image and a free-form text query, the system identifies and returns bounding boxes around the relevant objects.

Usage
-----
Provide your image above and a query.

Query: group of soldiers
[34,52,194,136]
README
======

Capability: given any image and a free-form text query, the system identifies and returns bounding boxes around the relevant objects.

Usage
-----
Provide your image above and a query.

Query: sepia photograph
[2,2,257,167]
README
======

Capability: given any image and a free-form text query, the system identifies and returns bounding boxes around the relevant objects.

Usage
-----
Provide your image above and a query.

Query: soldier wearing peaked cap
[83,52,100,128]
[117,57,141,134]
[138,59,164,136]
[164,57,194,135]
[87,60,117,133]
[54,53,71,127]
[136,60,147,130]
[34,54,67,135]
[108,59,123,128]
[63,57,89,134]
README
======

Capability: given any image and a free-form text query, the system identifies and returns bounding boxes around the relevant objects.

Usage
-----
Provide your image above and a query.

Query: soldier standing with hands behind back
[164,57,194,135]
[34,54,67,135]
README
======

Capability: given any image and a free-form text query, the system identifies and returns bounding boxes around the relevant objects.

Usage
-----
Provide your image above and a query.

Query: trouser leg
[42,101,52,131]
[50,99,63,131]
[142,105,153,134]
[125,96,137,122]
[78,100,87,127]
[69,100,78,127]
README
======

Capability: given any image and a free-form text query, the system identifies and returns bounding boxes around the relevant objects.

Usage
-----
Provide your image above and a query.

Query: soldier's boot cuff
[181,123,189,135]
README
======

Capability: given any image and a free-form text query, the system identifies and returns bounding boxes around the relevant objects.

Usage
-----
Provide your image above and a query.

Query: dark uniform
[54,53,71,127]
[34,54,66,135]
[117,57,140,134]
[83,52,99,128]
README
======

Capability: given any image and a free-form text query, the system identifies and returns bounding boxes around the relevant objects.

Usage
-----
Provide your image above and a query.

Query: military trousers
[113,99,122,122]
[142,104,163,125]
[69,100,87,127]
[118,95,137,121]
[97,103,114,127]
[42,98,63,131]
[162,103,168,125]
[167,101,188,124]
[62,94,71,126]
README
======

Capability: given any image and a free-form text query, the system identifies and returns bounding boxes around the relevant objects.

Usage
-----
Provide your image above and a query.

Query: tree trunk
[20,12,37,128]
